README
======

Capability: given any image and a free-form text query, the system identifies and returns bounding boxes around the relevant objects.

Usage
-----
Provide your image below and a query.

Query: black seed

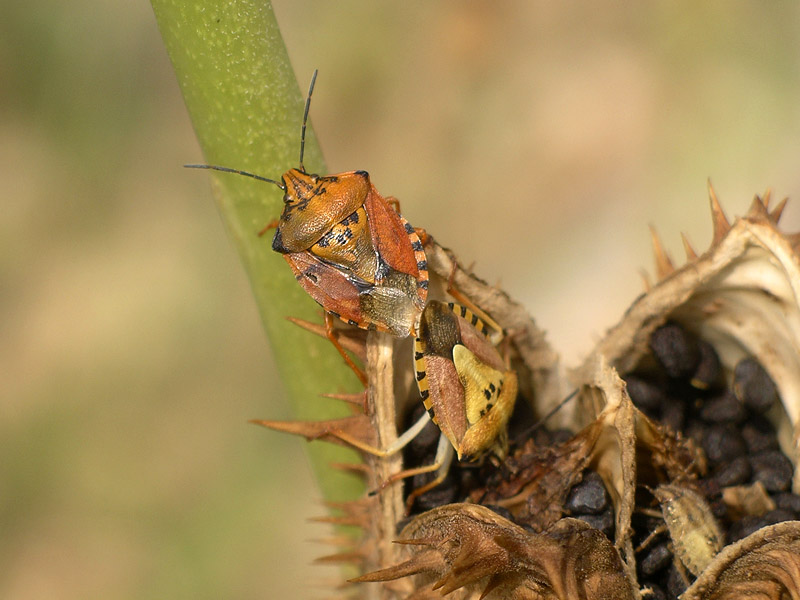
[772,493,800,516]
[640,542,672,576]
[702,423,746,465]
[727,514,765,543]
[734,358,779,412]
[564,471,609,515]
[683,419,706,449]
[763,508,796,525]
[574,507,614,538]
[660,398,686,434]
[650,322,700,379]
[402,411,440,466]
[741,415,779,454]
[626,375,667,414]
[698,391,747,424]
[691,340,722,389]
[407,468,460,514]
[666,564,690,598]
[750,450,793,492]
[712,455,751,487]
[727,509,796,543]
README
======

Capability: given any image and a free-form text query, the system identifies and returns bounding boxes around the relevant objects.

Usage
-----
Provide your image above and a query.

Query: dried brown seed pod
[353,503,637,600]
[263,187,800,598]
[682,521,800,600]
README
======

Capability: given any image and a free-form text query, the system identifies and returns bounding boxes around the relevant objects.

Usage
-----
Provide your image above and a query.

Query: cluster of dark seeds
[563,470,615,538]
[626,321,798,598]
[403,399,618,545]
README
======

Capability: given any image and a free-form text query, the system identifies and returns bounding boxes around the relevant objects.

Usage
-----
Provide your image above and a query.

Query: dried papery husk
[466,355,654,590]
[681,520,800,600]
[580,193,800,489]
[353,503,638,600]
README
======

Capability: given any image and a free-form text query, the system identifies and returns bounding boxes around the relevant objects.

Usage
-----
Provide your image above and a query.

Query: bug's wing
[283,251,366,328]
[453,344,505,426]
[453,344,518,461]
[421,354,468,454]
[364,187,426,286]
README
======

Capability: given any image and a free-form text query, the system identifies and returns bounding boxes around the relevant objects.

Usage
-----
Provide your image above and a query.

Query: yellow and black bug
[404,300,518,503]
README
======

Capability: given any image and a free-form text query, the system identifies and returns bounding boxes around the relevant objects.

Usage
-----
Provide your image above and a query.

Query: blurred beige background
[2,1,799,598]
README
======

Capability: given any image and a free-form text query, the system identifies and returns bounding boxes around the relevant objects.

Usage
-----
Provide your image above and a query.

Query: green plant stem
[151,0,363,502]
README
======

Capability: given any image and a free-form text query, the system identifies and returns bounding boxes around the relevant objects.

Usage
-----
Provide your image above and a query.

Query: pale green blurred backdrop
[2,2,799,599]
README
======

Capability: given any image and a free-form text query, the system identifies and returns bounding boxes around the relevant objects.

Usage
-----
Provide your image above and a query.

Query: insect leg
[402,434,455,514]
[257,218,280,237]
[444,260,504,341]
[326,411,432,458]
[324,312,368,386]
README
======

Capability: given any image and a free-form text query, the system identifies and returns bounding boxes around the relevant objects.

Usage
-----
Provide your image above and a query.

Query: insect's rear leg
[371,433,455,514]
[445,260,504,340]
[325,312,368,387]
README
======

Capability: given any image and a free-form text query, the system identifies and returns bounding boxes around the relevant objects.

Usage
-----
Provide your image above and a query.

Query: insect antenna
[183,164,285,190]
[297,69,318,173]
[514,388,579,443]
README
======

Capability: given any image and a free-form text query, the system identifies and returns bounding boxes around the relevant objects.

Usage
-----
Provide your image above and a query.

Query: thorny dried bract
[352,503,636,600]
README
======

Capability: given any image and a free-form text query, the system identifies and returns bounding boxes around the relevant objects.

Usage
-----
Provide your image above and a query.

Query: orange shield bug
[187,71,428,381]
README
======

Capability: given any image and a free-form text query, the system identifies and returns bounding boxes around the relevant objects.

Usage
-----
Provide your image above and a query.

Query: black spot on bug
[484,388,492,400]
[416,371,427,381]
[342,211,359,225]
[411,241,423,251]
[355,170,368,178]
[304,271,319,284]
[414,352,424,360]
[486,403,493,411]
[417,260,427,271]
[489,383,496,393]
[404,223,414,234]
[348,319,358,326]
[420,389,430,401]
[418,280,428,290]
[329,310,341,319]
